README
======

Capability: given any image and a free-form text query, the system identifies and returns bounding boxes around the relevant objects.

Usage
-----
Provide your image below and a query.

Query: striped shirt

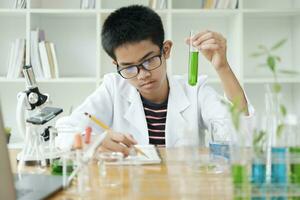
[141,96,168,148]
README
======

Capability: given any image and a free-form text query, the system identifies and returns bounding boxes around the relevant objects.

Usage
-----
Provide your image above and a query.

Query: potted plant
[221,97,250,197]
[250,38,296,137]
[251,39,298,187]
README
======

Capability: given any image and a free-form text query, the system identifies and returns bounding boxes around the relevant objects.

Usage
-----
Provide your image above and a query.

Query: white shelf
[29,9,97,14]
[1,0,300,137]
[243,9,300,16]
[244,77,300,84]
[170,9,239,15]
[0,9,27,14]
[242,0,300,10]
[0,77,97,83]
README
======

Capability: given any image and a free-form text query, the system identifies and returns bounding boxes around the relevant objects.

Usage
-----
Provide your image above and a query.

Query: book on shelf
[39,41,52,79]
[38,41,59,79]
[229,0,238,9]
[30,28,45,78]
[7,38,25,79]
[216,0,230,9]
[148,0,167,9]
[49,43,59,79]
[212,0,219,9]
[13,0,26,9]
[203,0,238,9]
[80,0,95,9]
[45,42,55,78]
[204,0,214,9]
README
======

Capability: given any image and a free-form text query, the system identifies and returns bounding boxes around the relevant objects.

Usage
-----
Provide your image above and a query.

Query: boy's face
[114,40,172,99]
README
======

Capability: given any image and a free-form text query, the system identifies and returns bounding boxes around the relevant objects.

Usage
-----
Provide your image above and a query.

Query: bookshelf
[0,0,300,142]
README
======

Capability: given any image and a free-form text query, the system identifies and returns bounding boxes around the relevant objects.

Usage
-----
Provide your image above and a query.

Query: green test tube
[188,30,198,86]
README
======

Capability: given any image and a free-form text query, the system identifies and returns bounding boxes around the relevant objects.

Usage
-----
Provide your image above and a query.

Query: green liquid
[231,164,248,186]
[290,147,300,184]
[232,164,250,200]
[188,51,198,86]
[51,159,73,176]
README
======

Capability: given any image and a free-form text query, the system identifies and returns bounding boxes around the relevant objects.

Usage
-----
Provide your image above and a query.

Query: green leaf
[4,127,11,135]
[271,39,287,51]
[272,83,281,93]
[274,56,281,62]
[232,113,240,131]
[258,45,269,52]
[221,97,243,132]
[250,52,266,57]
[279,69,299,75]
[276,124,285,138]
[267,56,276,72]
[280,104,287,116]
[253,130,266,145]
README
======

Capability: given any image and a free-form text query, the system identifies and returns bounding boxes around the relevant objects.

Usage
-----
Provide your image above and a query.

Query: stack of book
[7,38,25,79]
[32,28,59,79]
[7,29,59,79]
[148,0,167,9]
[13,0,26,9]
[80,0,96,9]
[202,0,238,9]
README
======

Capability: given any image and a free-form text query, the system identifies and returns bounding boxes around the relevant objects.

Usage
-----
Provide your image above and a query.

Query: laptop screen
[0,106,17,200]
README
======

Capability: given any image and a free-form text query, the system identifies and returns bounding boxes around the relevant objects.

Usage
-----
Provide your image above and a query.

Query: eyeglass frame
[116,49,164,79]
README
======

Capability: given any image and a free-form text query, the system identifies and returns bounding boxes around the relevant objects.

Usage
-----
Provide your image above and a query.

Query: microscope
[16,65,63,167]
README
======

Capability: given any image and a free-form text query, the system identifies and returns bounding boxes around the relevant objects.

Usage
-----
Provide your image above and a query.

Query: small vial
[188,30,199,86]
[74,133,83,149]
[85,127,92,144]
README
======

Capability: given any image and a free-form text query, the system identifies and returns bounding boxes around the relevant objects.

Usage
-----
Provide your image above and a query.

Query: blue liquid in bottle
[271,147,287,200]
[251,159,266,200]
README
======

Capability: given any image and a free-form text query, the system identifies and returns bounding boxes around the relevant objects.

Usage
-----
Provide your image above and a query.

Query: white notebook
[119,145,161,165]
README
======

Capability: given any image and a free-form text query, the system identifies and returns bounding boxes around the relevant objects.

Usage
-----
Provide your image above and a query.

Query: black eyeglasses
[117,52,163,79]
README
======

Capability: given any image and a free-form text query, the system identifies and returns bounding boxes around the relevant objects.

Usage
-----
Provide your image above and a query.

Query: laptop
[0,107,63,200]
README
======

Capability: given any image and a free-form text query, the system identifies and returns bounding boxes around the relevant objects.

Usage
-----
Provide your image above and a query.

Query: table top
[10,147,234,200]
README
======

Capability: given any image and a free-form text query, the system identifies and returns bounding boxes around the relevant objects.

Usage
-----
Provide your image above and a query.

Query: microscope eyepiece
[23,65,37,89]
[22,65,48,109]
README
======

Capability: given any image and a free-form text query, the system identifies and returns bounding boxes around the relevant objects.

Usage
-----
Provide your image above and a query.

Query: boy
[56,5,254,156]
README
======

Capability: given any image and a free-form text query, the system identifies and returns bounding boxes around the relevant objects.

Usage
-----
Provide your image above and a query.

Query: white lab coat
[55,73,254,150]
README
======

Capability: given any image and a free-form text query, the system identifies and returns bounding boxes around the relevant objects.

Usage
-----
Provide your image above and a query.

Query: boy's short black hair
[101,5,165,60]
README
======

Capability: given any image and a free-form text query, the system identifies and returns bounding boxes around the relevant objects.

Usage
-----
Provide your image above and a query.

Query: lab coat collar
[120,74,191,146]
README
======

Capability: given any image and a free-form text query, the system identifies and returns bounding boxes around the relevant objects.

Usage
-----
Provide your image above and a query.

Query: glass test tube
[188,30,199,86]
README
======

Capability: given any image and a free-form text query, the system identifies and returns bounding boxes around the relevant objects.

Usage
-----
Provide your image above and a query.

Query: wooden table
[10,147,234,200]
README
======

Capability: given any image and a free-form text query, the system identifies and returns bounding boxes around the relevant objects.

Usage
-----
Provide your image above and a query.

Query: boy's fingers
[124,133,137,144]
[101,132,136,157]
[111,133,133,147]
[193,38,219,47]
[97,145,109,153]
[200,44,220,50]
[105,139,129,156]
[192,30,209,40]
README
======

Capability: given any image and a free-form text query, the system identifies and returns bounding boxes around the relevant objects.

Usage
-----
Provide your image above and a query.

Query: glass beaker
[97,152,124,187]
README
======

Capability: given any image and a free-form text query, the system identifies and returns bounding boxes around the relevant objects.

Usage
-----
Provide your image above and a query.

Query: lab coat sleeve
[198,83,230,128]
[198,82,255,144]
[55,75,114,150]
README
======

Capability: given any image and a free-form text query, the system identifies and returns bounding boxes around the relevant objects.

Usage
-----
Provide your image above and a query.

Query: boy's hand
[98,131,137,157]
[185,30,228,71]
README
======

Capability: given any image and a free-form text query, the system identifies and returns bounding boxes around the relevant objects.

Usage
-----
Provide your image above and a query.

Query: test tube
[188,30,199,86]
[74,133,83,193]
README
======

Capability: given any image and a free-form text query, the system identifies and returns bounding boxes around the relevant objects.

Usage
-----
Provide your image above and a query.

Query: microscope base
[16,147,61,163]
